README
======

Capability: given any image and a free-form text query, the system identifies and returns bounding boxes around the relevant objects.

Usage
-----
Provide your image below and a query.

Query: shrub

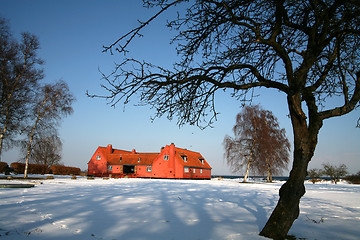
[344,172,360,184]
[0,162,8,173]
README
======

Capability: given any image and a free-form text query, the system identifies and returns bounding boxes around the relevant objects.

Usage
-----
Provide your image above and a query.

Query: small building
[88,143,212,179]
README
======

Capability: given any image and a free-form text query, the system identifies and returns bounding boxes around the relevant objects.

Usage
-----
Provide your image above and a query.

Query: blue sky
[1,0,359,175]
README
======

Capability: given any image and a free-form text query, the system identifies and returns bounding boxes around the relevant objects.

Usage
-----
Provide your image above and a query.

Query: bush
[344,172,360,184]
[0,162,8,173]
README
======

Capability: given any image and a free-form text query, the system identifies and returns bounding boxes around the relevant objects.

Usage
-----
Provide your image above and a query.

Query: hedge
[9,162,81,176]
[0,162,9,173]
[10,162,50,174]
[50,165,81,175]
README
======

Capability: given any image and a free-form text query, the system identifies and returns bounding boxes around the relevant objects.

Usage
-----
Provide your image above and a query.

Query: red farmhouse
[88,143,212,179]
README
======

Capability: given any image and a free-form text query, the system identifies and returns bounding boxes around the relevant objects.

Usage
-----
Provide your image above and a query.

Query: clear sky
[1,0,359,175]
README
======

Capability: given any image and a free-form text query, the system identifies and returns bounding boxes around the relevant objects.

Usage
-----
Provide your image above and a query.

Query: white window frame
[200,169,203,174]
[164,155,169,161]
[147,166,152,172]
[181,155,187,162]
[108,165,112,171]
[193,168,196,173]
[199,158,204,164]
[96,155,101,160]
[184,167,189,173]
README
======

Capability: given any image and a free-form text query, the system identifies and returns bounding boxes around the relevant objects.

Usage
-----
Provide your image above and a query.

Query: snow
[1,176,359,240]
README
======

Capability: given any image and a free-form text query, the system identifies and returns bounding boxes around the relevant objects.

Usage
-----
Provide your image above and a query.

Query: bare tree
[22,133,63,174]
[91,1,360,238]
[224,105,290,182]
[0,17,43,161]
[258,121,291,183]
[322,163,348,184]
[307,168,323,184]
[23,81,74,178]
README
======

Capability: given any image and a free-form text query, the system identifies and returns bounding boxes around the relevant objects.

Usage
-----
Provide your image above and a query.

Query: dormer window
[164,155,169,161]
[96,155,101,160]
[199,158,204,164]
[120,156,122,162]
[138,157,141,163]
[181,155,187,162]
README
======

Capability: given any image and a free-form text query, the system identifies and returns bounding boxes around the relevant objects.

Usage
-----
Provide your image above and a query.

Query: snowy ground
[0,176,359,240]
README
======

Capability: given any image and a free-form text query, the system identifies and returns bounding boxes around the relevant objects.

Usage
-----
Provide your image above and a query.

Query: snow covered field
[1,176,359,240]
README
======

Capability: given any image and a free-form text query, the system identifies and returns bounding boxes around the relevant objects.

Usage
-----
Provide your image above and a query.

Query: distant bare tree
[307,168,323,184]
[322,163,348,184]
[27,134,63,173]
[0,18,43,161]
[23,81,74,178]
[224,105,290,182]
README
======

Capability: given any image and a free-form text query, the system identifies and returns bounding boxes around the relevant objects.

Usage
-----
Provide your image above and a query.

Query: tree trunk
[24,129,35,178]
[24,117,40,178]
[266,161,272,183]
[260,94,322,239]
[0,126,6,162]
[243,156,251,182]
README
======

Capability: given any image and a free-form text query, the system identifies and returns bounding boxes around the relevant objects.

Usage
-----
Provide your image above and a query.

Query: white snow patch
[0,177,359,239]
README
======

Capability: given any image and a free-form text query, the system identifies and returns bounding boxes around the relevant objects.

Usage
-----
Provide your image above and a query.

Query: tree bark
[0,126,6,162]
[260,94,322,239]
[243,157,251,182]
[24,124,36,178]
[24,115,42,178]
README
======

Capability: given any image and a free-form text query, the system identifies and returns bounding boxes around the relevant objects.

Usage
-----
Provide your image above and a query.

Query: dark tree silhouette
[0,18,43,161]
[92,1,360,238]
[224,105,290,182]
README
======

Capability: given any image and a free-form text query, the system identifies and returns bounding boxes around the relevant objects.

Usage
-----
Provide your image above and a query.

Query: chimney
[107,144,113,153]
[132,149,136,154]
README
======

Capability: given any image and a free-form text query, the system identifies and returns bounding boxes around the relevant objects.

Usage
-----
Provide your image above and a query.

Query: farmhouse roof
[174,147,212,169]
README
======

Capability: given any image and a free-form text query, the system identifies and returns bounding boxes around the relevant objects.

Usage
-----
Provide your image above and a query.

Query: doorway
[123,165,135,174]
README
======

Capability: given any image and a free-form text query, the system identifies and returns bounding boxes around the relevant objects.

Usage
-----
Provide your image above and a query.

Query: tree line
[0,17,75,178]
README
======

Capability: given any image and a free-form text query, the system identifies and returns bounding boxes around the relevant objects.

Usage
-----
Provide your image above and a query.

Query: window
[96,155,101,160]
[193,168,196,173]
[181,155,187,162]
[184,167,189,173]
[120,156,122,162]
[200,169,203,174]
[138,157,141,163]
[108,165,112,171]
[199,158,204,164]
[164,155,169,161]
[147,167,152,172]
